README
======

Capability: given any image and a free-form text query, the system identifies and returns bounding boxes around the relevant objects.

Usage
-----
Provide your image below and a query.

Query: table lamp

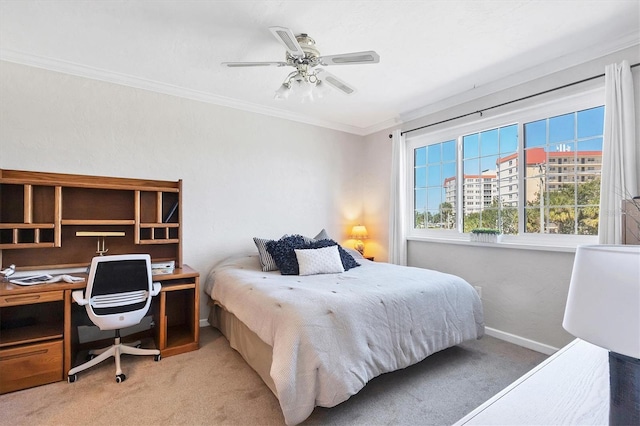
[350,225,368,255]
[562,244,640,425]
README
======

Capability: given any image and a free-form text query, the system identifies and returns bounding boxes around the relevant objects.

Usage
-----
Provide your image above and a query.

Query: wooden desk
[0,266,199,394]
[454,339,609,425]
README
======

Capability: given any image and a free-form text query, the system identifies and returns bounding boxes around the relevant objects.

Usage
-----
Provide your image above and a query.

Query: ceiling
[1,1,638,135]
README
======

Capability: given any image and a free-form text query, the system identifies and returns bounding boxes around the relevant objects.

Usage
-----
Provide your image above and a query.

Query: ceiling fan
[221,26,380,99]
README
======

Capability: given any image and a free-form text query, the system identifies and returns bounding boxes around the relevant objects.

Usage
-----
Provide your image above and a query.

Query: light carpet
[0,326,547,426]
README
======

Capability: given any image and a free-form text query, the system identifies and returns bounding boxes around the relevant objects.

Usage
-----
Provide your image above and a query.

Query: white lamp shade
[563,245,640,359]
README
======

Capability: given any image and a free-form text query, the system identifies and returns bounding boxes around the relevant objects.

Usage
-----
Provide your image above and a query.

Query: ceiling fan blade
[318,51,380,66]
[317,70,356,95]
[269,26,305,58]
[221,61,288,67]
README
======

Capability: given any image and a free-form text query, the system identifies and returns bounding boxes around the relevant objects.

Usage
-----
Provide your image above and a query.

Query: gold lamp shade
[351,225,368,255]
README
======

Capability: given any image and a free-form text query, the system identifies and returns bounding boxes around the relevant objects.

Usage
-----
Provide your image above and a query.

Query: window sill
[406,234,598,253]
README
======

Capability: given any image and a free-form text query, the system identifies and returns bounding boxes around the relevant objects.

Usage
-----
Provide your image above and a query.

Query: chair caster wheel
[154,354,161,362]
[116,374,126,383]
[68,374,77,383]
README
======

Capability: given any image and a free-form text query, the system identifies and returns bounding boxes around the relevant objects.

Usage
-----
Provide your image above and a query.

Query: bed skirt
[208,301,277,396]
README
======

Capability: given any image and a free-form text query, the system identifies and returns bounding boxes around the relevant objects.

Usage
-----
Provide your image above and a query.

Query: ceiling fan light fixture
[314,80,332,99]
[274,83,291,100]
[229,26,377,100]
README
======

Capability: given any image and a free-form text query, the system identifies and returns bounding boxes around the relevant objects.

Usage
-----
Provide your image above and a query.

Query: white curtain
[389,129,407,265]
[599,60,639,244]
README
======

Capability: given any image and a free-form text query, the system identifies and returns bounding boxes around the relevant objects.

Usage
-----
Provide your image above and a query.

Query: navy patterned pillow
[266,235,307,275]
[307,239,360,271]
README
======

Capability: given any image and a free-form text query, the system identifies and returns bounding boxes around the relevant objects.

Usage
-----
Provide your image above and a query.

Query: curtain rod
[393,62,640,138]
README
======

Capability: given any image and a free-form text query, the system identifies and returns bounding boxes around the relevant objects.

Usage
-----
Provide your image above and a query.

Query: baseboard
[484,327,559,355]
[199,318,210,328]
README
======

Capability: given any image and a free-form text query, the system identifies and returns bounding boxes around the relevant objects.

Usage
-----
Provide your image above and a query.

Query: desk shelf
[153,267,200,358]
[0,323,64,348]
[1,169,183,270]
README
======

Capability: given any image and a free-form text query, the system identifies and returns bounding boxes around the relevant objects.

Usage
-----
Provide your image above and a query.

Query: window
[413,140,456,229]
[523,106,603,235]
[408,92,604,243]
[462,125,518,233]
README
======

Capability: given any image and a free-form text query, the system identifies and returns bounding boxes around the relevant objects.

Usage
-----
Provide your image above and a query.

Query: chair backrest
[85,254,153,330]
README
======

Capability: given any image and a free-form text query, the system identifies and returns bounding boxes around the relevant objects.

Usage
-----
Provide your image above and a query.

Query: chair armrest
[71,289,89,306]
[151,282,161,297]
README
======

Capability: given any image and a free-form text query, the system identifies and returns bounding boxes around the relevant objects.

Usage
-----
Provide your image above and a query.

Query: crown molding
[0,48,371,136]
[398,32,640,125]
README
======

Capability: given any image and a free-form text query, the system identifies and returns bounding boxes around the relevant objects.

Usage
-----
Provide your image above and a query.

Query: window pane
[577,106,604,138]
[443,163,455,181]
[525,120,546,148]
[415,189,426,210]
[577,206,599,235]
[427,165,442,187]
[578,137,603,152]
[549,113,574,143]
[525,177,543,206]
[427,187,442,209]
[501,207,518,234]
[500,125,518,154]
[480,129,499,156]
[415,167,426,188]
[427,144,441,164]
[442,140,456,162]
[463,134,479,159]
[548,207,576,234]
[482,155,500,173]
[415,147,426,167]
[464,158,480,176]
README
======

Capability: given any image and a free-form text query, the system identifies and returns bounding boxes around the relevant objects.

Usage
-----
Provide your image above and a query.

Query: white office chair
[68,254,161,383]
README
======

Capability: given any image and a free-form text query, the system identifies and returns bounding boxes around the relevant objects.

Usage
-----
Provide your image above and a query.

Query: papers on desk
[151,260,175,275]
[10,274,85,286]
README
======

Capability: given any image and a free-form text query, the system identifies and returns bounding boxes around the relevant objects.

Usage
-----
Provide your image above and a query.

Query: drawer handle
[4,295,41,303]
[0,349,48,362]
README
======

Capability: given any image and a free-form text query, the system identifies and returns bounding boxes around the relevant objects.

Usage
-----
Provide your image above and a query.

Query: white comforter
[205,254,484,425]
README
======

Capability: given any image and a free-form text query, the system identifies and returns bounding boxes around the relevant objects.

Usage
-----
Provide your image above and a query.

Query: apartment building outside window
[408,91,604,243]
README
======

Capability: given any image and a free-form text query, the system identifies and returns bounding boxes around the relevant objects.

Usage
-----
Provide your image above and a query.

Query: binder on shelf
[164,202,179,223]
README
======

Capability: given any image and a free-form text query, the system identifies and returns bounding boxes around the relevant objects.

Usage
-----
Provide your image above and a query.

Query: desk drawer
[0,290,64,307]
[0,340,63,394]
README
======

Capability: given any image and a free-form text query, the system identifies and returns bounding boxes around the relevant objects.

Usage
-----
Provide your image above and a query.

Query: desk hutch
[0,169,199,394]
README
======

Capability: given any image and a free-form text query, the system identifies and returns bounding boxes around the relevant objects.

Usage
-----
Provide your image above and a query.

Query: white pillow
[295,245,345,276]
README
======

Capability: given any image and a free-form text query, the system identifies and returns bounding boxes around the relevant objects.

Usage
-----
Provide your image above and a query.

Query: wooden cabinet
[153,266,200,358]
[0,169,182,270]
[0,287,67,393]
[0,169,199,393]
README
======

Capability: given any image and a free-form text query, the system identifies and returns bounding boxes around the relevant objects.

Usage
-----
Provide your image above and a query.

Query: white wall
[362,45,640,350]
[0,61,366,319]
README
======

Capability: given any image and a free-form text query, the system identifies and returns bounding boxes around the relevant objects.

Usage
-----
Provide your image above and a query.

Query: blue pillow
[266,235,306,275]
[267,236,360,275]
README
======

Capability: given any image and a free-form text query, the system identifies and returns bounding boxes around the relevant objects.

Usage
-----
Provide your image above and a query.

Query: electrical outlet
[474,286,482,298]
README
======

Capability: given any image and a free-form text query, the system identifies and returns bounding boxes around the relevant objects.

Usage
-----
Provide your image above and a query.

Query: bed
[204,239,484,425]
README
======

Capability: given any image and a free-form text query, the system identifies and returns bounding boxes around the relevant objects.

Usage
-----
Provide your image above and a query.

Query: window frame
[405,87,604,249]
